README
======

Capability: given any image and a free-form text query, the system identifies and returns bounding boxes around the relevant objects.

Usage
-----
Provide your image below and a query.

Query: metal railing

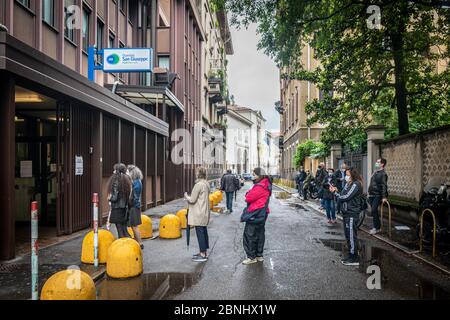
[419,208,437,258]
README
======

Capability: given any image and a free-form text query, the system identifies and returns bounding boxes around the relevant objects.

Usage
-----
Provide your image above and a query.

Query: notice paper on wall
[75,156,83,176]
[20,161,33,178]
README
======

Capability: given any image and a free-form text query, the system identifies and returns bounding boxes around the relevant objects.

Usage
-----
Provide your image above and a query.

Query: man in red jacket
[242,168,272,265]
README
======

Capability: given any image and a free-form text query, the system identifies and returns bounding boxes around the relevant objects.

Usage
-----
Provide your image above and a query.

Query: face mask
[345,176,350,183]
[375,163,381,170]
[328,172,333,177]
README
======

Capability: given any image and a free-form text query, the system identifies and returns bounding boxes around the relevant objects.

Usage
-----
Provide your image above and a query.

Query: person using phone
[323,168,337,224]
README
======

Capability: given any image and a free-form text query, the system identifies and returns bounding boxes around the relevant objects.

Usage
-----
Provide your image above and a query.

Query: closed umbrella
[186,209,190,250]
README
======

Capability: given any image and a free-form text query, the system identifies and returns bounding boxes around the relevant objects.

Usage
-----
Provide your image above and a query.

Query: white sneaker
[369,228,381,235]
[242,258,257,265]
[256,256,264,262]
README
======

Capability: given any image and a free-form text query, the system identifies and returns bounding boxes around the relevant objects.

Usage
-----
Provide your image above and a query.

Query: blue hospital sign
[102,48,153,72]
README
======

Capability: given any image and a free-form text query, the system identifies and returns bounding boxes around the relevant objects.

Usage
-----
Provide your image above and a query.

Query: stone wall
[378,125,450,204]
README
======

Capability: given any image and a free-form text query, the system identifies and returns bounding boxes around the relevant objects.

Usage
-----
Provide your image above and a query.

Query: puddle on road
[97,272,200,300]
[317,238,450,300]
[288,203,309,211]
[274,191,291,200]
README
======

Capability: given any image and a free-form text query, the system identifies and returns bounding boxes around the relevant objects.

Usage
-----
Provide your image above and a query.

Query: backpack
[359,193,369,211]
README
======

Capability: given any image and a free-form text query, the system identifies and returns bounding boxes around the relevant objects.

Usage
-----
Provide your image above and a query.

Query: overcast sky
[227,24,280,132]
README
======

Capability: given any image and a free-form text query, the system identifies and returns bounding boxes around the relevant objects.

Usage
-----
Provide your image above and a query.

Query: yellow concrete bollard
[81,229,115,264]
[40,269,96,300]
[127,215,153,239]
[106,238,143,279]
[176,209,188,229]
[159,214,181,239]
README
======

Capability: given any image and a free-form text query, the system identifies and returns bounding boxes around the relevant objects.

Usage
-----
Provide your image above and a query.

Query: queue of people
[106,163,144,249]
[295,158,389,265]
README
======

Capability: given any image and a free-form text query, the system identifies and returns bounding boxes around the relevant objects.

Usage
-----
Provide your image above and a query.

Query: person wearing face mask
[368,158,388,235]
[322,168,337,224]
[330,168,364,266]
[241,168,272,265]
[316,162,327,210]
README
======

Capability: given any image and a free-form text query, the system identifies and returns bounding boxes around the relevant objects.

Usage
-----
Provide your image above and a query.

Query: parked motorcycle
[416,176,450,246]
[304,179,319,200]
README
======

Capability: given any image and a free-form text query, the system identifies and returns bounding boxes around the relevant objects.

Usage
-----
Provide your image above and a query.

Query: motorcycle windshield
[423,176,446,193]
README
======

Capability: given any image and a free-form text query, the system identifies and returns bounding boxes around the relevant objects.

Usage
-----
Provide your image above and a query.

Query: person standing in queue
[316,162,327,210]
[330,168,364,266]
[220,169,240,214]
[368,158,388,235]
[107,163,132,239]
[322,168,337,224]
[127,164,144,249]
[241,168,273,265]
[185,167,211,262]
[296,166,307,198]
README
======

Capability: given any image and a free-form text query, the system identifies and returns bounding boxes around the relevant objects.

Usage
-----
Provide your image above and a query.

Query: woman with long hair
[330,167,363,266]
[241,167,272,265]
[127,164,144,249]
[184,167,211,262]
[107,163,132,238]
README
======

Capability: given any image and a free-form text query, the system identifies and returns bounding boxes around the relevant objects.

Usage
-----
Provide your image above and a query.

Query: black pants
[243,221,266,259]
[343,215,359,258]
[115,223,131,238]
[370,195,382,230]
[195,226,209,253]
[226,192,234,212]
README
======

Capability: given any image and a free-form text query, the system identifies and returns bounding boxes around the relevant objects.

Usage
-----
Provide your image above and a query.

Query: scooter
[416,177,450,245]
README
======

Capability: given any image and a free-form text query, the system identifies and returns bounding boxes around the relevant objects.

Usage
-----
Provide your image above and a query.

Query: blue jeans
[195,226,209,253]
[226,192,234,212]
[324,199,336,221]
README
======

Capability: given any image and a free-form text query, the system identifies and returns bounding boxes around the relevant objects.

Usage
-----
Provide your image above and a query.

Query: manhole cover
[0,264,22,273]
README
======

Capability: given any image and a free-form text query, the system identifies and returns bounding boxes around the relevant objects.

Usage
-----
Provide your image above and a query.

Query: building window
[42,0,54,26]
[109,32,115,48]
[158,56,170,70]
[96,20,104,63]
[17,0,31,9]
[64,2,75,42]
[82,7,91,52]
[119,0,125,13]
[158,0,171,27]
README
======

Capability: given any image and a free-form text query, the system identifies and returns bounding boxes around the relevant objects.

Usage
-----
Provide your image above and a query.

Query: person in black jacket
[220,170,240,213]
[107,163,132,238]
[368,158,388,235]
[295,167,307,197]
[322,168,338,224]
[316,162,327,209]
[330,168,363,266]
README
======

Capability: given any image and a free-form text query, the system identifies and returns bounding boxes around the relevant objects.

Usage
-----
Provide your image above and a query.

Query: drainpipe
[112,81,120,94]
[0,24,8,32]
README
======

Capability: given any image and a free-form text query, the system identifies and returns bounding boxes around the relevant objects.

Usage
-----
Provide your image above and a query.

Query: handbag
[240,184,272,224]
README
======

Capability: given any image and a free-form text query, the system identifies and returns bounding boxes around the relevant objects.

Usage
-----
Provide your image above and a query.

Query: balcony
[278,135,284,149]
[274,101,284,114]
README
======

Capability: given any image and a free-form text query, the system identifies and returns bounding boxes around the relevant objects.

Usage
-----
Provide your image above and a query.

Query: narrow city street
[95,182,450,300]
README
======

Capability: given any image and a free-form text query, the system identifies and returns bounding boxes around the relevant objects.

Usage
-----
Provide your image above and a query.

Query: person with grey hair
[184,167,211,262]
[127,164,144,249]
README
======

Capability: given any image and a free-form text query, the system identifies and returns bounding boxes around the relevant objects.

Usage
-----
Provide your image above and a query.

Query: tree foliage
[218,0,450,147]
[293,139,328,168]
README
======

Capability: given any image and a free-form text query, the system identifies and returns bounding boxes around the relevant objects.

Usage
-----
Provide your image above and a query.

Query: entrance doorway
[14,86,58,256]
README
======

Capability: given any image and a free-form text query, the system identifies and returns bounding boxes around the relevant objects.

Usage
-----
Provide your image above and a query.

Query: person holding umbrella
[184,167,211,262]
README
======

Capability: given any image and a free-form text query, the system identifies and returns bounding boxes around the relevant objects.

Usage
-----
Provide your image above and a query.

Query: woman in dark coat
[127,164,144,249]
[107,163,132,238]
[322,168,337,224]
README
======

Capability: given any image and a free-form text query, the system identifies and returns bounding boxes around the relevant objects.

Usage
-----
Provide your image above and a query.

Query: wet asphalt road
[97,182,450,300]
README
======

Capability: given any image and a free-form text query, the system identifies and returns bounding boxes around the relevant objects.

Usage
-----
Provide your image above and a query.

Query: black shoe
[341,257,359,266]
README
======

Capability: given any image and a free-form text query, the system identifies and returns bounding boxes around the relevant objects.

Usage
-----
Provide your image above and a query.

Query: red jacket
[245,178,271,214]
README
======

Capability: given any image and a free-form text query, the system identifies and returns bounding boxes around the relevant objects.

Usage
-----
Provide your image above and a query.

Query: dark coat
[221,173,240,193]
[368,169,388,198]
[322,175,337,200]
[335,181,363,216]
[315,168,327,185]
[296,171,307,184]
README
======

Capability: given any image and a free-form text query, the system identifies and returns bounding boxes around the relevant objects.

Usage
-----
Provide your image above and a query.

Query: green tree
[293,139,328,168]
[218,0,450,143]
